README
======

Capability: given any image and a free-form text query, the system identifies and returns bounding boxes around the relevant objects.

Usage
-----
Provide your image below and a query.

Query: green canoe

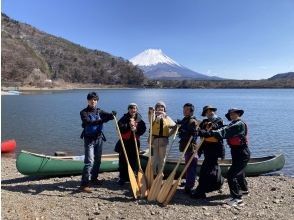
[140,152,285,177]
[16,150,119,176]
[17,150,285,177]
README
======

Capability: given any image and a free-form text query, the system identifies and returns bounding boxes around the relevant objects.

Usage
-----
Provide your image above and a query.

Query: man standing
[115,103,146,186]
[79,92,116,193]
[177,103,198,194]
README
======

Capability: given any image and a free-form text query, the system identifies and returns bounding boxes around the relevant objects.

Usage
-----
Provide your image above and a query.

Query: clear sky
[2,0,294,79]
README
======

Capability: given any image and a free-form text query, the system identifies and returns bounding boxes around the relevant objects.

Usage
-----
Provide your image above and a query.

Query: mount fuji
[130,49,222,80]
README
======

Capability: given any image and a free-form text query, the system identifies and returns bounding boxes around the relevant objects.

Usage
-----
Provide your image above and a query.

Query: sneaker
[90,179,104,186]
[240,190,249,195]
[226,198,244,207]
[79,186,92,193]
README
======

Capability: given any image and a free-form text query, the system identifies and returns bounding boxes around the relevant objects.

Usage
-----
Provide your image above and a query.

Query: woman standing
[149,101,176,176]
[115,103,146,186]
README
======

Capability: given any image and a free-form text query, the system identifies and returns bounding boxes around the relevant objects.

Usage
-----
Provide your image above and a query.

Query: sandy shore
[1,157,294,220]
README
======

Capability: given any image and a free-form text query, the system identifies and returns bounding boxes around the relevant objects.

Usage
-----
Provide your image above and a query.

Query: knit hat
[87,92,99,100]
[155,101,166,111]
[128,103,138,110]
[225,108,244,121]
[201,105,217,116]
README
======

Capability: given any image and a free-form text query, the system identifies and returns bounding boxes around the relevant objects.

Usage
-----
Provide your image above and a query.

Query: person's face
[88,98,98,108]
[156,105,165,112]
[183,106,193,117]
[128,106,137,117]
[230,112,240,121]
[205,109,214,118]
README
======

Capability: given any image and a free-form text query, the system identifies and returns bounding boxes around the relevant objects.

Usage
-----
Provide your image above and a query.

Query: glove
[175,119,182,125]
[198,129,211,137]
[112,110,117,116]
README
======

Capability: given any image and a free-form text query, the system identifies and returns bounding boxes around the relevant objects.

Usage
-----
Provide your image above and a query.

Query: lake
[1,89,294,176]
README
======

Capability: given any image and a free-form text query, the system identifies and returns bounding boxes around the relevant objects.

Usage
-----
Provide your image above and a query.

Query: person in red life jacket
[177,103,199,194]
[198,108,250,206]
[148,101,176,176]
[115,103,146,186]
[79,92,116,193]
[191,105,224,199]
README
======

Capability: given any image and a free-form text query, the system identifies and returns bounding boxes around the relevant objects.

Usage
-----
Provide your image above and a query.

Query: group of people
[79,92,251,207]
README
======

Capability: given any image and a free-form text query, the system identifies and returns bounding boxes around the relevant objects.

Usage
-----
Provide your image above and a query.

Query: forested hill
[1,13,145,86]
[268,72,294,80]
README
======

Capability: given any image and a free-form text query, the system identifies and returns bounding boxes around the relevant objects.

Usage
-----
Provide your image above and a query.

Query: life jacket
[152,116,170,137]
[121,120,140,141]
[84,110,103,137]
[227,121,249,147]
[202,117,222,143]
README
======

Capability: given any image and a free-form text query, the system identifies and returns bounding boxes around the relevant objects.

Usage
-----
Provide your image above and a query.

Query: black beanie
[87,92,99,100]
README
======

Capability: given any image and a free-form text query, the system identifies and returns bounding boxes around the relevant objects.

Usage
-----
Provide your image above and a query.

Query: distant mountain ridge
[130,49,222,80]
[268,72,294,80]
[1,13,145,86]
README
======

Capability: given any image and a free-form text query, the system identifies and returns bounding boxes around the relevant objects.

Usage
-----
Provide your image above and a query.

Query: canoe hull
[16,151,119,176]
[140,153,285,177]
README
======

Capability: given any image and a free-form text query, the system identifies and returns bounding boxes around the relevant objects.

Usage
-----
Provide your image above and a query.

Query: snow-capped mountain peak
[130,49,181,67]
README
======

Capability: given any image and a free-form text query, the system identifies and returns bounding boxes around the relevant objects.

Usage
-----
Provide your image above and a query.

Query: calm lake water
[1,89,294,176]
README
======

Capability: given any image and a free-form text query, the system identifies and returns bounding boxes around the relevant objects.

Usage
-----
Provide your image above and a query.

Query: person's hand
[148,107,154,114]
[112,110,117,116]
[175,119,182,125]
[198,129,211,137]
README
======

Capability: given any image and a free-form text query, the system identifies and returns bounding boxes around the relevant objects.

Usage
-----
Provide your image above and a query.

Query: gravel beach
[1,157,294,220]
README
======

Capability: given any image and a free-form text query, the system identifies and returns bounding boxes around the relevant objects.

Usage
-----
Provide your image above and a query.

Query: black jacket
[114,113,146,152]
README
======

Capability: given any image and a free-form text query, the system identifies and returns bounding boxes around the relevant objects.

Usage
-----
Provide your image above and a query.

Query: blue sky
[2,0,294,79]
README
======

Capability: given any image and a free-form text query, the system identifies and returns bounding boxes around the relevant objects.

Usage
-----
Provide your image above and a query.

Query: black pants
[118,139,139,181]
[227,146,251,199]
[195,143,224,194]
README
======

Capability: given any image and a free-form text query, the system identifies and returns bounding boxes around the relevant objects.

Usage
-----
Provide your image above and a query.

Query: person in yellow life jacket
[115,103,146,186]
[198,108,250,207]
[148,101,176,175]
[191,105,224,199]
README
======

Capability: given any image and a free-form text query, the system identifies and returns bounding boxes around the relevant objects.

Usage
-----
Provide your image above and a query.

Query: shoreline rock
[1,157,294,220]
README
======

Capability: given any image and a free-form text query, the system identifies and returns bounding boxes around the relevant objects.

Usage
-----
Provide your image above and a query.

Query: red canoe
[1,139,16,153]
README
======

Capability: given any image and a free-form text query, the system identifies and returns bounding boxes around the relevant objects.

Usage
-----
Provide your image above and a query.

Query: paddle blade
[147,173,163,201]
[162,180,180,206]
[128,164,140,199]
[145,159,154,189]
[137,169,148,198]
[156,171,175,203]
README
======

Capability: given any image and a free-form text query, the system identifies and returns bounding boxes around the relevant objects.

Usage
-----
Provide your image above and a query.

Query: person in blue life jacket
[79,92,116,193]
[198,108,250,207]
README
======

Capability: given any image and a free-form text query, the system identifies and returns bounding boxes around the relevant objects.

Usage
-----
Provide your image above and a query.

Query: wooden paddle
[145,110,154,190]
[147,125,180,201]
[156,135,193,203]
[133,131,148,198]
[113,115,140,199]
[162,138,205,206]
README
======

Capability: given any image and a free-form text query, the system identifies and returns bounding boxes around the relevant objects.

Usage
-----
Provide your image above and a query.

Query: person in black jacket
[79,92,116,193]
[177,103,199,194]
[191,105,224,199]
[115,103,146,186]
